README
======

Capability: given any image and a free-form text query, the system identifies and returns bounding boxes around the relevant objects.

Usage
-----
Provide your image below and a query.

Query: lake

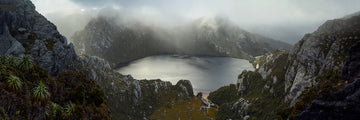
[117,55,254,94]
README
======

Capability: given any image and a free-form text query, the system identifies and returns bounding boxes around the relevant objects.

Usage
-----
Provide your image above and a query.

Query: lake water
[117,55,254,94]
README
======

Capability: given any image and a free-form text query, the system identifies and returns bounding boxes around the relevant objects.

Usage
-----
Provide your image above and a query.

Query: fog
[32,0,360,44]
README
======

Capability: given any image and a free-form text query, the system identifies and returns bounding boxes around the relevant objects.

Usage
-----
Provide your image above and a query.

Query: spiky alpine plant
[33,81,51,103]
[63,103,75,118]
[17,55,33,70]
[7,75,22,92]
[6,56,17,67]
[0,56,5,64]
[46,102,62,118]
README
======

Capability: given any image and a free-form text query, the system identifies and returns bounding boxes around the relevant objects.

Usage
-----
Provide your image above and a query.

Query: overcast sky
[32,0,360,44]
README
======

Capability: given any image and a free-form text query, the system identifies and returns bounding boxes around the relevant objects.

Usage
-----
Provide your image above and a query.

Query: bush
[89,88,105,106]
[17,55,33,70]
[0,56,110,119]
[196,92,203,98]
[0,56,5,64]
[7,75,22,92]
[33,81,51,102]
[46,102,62,118]
[7,56,17,66]
[208,84,239,106]
[63,103,75,118]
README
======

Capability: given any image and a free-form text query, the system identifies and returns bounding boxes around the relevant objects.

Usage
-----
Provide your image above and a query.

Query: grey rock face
[224,12,360,119]
[5,40,25,55]
[0,0,76,75]
[342,43,360,81]
[174,80,194,99]
[284,14,360,105]
[296,39,360,119]
[219,97,251,119]
[0,22,25,56]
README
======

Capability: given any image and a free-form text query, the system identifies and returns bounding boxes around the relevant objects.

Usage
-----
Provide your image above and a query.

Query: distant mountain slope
[72,13,292,65]
[208,11,360,119]
[0,0,197,119]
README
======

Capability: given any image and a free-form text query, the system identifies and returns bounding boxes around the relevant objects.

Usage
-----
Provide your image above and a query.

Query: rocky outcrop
[342,42,360,81]
[214,51,289,119]
[0,0,195,119]
[0,0,77,76]
[72,12,292,65]
[69,54,194,119]
[295,78,360,120]
[295,40,360,119]
[209,12,360,119]
[284,13,360,105]
[0,24,25,55]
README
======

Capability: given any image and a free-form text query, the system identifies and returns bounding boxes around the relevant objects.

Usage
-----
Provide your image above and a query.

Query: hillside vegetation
[0,56,111,119]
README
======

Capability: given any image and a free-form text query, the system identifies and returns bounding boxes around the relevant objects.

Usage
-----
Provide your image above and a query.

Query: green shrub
[0,107,8,119]
[7,75,22,92]
[73,84,85,104]
[0,57,111,119]
[17,55,33,70]
[63,103,75,118]
[0,56,5,64]
[46,102,62,118]
[33,81,50,102]
[208,84,239,106]
[216,103,238,120]
[89,88,105,106]
[6,56,17,66]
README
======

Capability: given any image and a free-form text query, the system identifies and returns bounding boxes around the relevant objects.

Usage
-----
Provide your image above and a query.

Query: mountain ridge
[72,11,292,65]
[208,11,360,119]
[0,0,196,119]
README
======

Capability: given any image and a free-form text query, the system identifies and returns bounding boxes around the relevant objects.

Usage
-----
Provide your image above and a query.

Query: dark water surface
[117,55,254,93]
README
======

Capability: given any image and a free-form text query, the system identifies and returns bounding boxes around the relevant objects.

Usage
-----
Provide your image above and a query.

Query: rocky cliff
[208,12,360,119]
[295,36,360,119]
[0,0,194,119]
[71,12,292,65]
[0,0,76,76]
[285,13,360,105]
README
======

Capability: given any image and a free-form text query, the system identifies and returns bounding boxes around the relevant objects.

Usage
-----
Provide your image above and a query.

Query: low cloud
[32,0,360,44]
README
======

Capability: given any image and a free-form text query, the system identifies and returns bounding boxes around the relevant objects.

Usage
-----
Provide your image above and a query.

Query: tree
[33,81,50,102]
[17,55,33,70]
[7,75,22,92]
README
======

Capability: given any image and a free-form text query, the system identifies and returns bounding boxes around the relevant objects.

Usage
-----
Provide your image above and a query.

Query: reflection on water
[117,55,254,93]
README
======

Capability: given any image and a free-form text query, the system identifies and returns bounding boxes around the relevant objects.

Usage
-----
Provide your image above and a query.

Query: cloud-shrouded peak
[32,0,360,44]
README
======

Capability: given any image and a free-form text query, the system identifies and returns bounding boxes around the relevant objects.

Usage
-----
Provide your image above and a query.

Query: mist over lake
[117,55,254,93]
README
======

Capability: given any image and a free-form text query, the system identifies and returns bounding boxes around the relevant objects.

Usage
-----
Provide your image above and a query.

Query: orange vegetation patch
[149,97,217,120]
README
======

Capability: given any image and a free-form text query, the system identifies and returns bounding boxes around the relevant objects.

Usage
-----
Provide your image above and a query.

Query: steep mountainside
[208,12,360,119]
[0,0,76,76]
[72,13,291,65]
[284,13,360,105]
[0,56,111,119]
[0,0,196,119]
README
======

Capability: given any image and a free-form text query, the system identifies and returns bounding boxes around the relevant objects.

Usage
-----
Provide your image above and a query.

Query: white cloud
[31,0,360,44]
[31,0,81,15]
